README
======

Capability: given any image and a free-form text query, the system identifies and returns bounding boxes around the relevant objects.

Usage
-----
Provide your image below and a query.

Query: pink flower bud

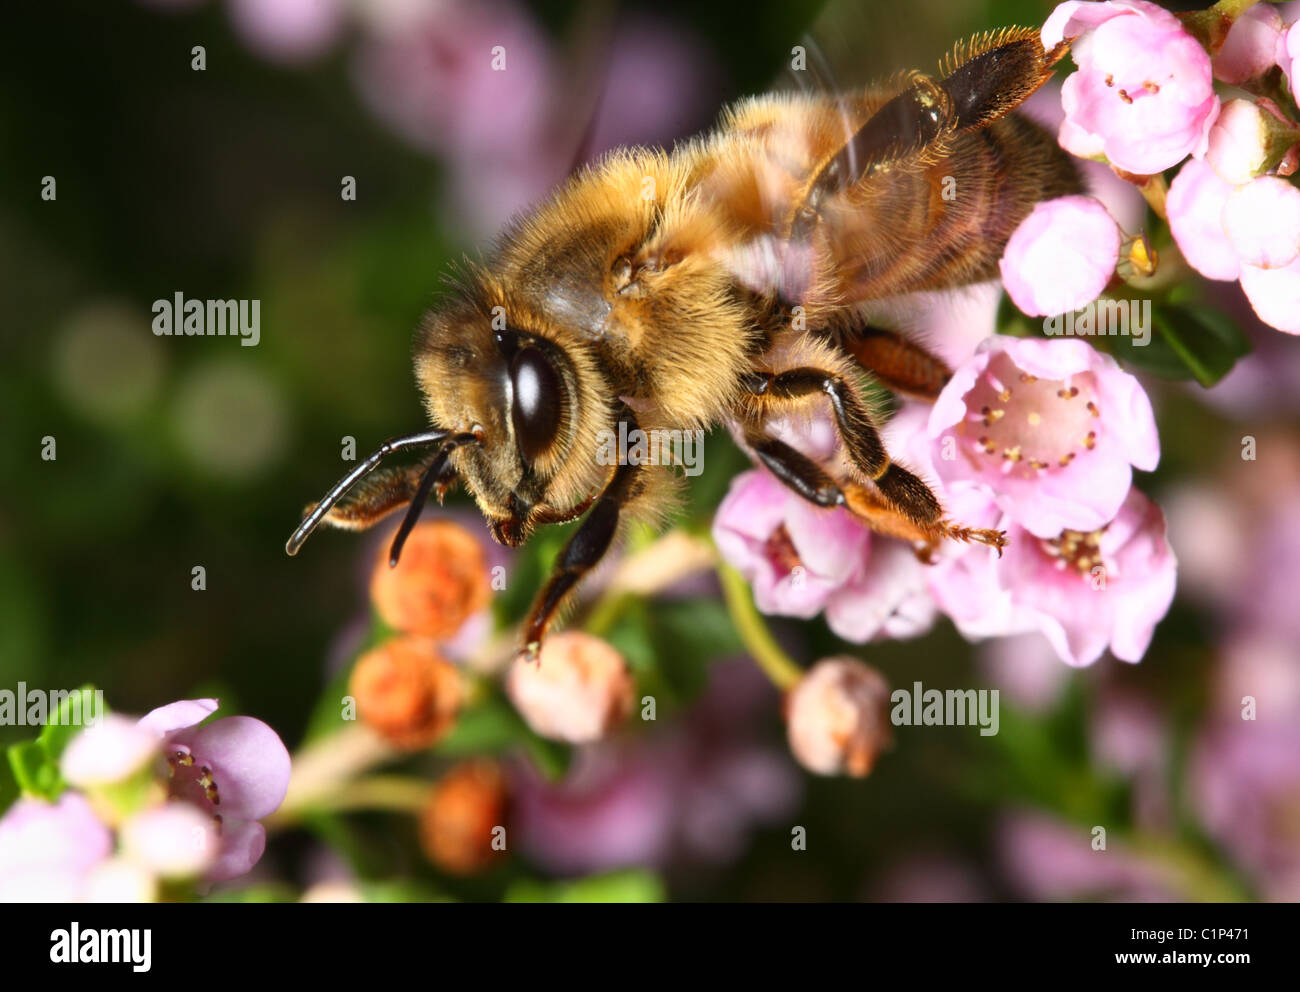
[999,195,1121,316]
[1283,21,1300,102]
[1205,99,1276,184]
[1214,3,1285,84]
[60,714,158,787]
[1166,158,1241,280]
[1223,176,1300,268]
[785,657,892,777]
[507,632,635,743]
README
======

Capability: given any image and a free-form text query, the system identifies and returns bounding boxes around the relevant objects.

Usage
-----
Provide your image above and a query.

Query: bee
[286,27,1083,659]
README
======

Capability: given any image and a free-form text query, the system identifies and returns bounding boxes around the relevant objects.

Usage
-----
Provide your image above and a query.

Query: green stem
[716,561,804,690]
[269,775,429,828]
[1212,0,1259,20]
[584,591,635,638]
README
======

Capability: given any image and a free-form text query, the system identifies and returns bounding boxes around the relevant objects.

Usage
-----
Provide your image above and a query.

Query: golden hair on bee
[287,26,1081,659]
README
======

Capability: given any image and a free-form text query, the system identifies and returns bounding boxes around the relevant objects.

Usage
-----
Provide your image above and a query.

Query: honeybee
[287,27,1083,658]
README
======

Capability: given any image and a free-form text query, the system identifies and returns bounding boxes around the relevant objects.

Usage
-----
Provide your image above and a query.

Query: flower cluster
[998,0,1300,334]
[715,335,1176,674]
[0,700,290,901]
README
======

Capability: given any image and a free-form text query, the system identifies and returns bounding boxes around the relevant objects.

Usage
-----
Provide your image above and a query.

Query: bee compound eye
[509,346,563,464]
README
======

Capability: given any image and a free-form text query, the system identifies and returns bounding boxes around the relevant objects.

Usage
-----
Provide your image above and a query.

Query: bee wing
[706,0,1027,311]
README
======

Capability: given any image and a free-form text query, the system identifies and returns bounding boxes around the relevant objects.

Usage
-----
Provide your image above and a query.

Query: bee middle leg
[740,368,1005,553]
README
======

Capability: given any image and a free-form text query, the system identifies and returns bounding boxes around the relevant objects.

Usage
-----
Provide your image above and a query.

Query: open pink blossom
[1166,157,1241,280]
[1205,99,1278,185]
[138,699,292,882]
[1214,2,1285,84]
[0,793,112,901]
[712,468,868,618]
[1239,255,1300,333]
[713,465,936,642]
[928,486,1176,667]
[1043,0,1218,174]
[925,336,1160,537]
[1223,176,1300,269]
[999,195,1121,316]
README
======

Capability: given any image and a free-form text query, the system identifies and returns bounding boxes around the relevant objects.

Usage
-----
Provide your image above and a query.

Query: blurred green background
[1,0,1293,902]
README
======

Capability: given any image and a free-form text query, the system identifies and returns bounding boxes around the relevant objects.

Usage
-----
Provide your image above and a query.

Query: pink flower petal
[169,716,291,821]
[1223,176,1300,268]
[1239,256,1300,333]
[138,697,219,738]
[1167,158,1241,280]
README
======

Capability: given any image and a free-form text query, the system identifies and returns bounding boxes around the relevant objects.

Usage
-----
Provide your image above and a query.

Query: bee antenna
[386,432,478,568]
[285,429,454,557]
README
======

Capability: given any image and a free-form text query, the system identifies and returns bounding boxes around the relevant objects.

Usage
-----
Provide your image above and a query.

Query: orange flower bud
[370,520,490,639]
[506,631,634,743]
[786,657,892,777]
[349,636,464,750]
[419,759,507,876]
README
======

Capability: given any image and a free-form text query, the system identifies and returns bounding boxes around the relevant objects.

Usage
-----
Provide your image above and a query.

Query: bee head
[414,275,613,547]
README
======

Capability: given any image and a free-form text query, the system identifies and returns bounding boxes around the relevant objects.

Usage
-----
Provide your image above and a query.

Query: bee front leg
[520,421,644,661]
[295,456,457,533]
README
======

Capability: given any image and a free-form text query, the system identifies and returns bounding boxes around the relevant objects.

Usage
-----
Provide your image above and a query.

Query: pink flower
[0,793,112,902]
[1282,20,1300,101]
[60,714,157,788]
[1239,255,1300,334]
[999,195,1121,316]
[511,661,799,874]
[979,632,1070,713]
[713,465,936,642]
[1191,721,1300,901]
[1043,0,1219,174]
[1205,99,1277,185]
[138,699,292,882]
[1223,176,1300,268]
[925,336,1160,537]
[227,0,344,63]
[510,747,678,875]
[1166,157,1241,280]
[351,0,556,234]
[712,468,868,619]
[1213,2,1285,84]
[997,810,1177,900]
[928,487,1177,667]
[119,801,220,879]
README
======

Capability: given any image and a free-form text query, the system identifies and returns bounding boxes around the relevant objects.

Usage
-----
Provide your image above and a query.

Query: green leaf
[1150,304,1251,387]
[504,869,665,903]
[649,598,743,699]
[435,689,572,782]
[2,685,105,803]
[7,739,60,800]
[38,686,105,764]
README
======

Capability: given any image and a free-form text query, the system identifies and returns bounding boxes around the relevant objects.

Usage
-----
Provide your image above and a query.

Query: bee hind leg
[745,430,1004,556]
[738,368,1005,554]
